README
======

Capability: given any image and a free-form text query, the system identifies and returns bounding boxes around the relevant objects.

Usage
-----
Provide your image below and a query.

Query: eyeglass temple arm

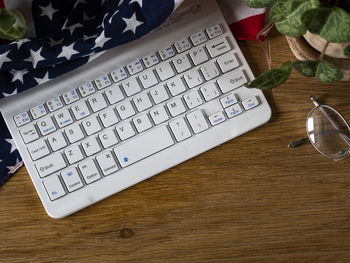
[310,96,350,146]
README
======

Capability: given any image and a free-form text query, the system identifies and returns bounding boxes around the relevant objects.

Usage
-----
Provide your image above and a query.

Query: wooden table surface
[1,30,350,263]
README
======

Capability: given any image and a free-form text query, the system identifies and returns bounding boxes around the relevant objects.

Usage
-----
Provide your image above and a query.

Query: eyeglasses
[288,96,350,160]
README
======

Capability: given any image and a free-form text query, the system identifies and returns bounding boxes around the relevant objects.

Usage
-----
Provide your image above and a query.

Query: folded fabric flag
[0,0,266,186]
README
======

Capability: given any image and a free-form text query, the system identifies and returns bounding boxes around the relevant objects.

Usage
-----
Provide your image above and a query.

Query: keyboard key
[150,85,169,104]
[110,67,128,82]
[37,116,56,136]
[99,108,119,127]
[206,37,231,58]
[225,104,243,118]
[62,89,79,104]
[121,77,141,97]
[184,90,203,109]
[139,69,158,89]
[190,31,208,46]
[79,159,101,184]
[149,106,169,125]
[242,96,259,110]
[71,101,91,120]
[65,145,84,164]
[88,93,108,112]
[105,84,124,105]
[206,24,223,39]
[167,76,187,96]
[158,45,176,60]
[96,151,119,176]
[133,93,152,112]
[200,83,220,101]
[208,111,226,125]
[172,55,191,73]
[220,93,238,108]
[27,139,50,161]
[217,52,239,73]
[20,124,39,143]
[43,175,65,200]
[46,97,63,112]
[155,62,175,81]
[183,69,203,89]
[169,118,192,142]
[114,125,174,168]
[61,168,83,193]
[116,100,135,120]
[78,81,95,97]
[47,132,67,152]
[30,104,47,119]
[35,152,66,178]
[54,108,73,128]
[217,69,247,93]
[167,98,186,117]
[186,110,209,134]
[142,53,159,68]
[126,60,143,75]
[94,74,112,90]
[14,111,31,127]
[133,114,152,133]
[189,46,209,65]
[65,123,85,143]
[174,38,191,53]
[82,116,102,136]
[99,129,118,148]
[82,137,101,156]
[200,61,220,81]
[115,121,135,140]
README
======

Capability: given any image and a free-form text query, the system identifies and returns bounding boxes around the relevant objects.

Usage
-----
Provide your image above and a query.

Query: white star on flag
[34,72,50,85]
[92,31,112,50]
[2,89,18,97]
[109,10,120,24]
[39,2,59,20]
[62,20,83,35]
[48,37,64,47]
[130,0,143,7]
[30,47,45,68]
[0,50,12,69]
[5,139,17,154]
[11,38,30,50]
[57,43,79,60]
[11,70,28,83]
[118,0,125,7]
[122,13,144,34]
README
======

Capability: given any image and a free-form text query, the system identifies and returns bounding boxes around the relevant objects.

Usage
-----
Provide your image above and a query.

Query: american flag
[0,0,265,186]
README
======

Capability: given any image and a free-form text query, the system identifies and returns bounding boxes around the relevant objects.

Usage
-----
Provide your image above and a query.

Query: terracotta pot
[303,31,350,59]
[285,34,350,81]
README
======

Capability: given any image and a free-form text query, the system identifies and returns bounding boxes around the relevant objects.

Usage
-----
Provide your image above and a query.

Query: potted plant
[242,0,350,90]
[0,7,26,42]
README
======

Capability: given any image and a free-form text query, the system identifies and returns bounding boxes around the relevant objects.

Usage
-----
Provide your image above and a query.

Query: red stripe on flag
[0,0,4,8]
[229,13,265,42]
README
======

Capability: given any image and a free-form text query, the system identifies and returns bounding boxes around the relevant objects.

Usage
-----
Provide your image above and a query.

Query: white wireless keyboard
[0,0,271,218]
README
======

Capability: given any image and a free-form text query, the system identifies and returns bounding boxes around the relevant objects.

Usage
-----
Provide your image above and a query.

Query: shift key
[35,152,66,178]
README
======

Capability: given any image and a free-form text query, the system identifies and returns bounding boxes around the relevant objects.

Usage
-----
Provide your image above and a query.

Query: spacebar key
[114,125,174,168]
[35,152,67,178]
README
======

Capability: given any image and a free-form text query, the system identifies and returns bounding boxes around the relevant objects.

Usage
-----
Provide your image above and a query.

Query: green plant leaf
[246,61,292,90]
[344,44,350,58]
[292,60,319,77]
[301,7,350,42]
[315,60,343,83]
[269,0,320,38]
[242,0,276,8]
[0,9,26,41]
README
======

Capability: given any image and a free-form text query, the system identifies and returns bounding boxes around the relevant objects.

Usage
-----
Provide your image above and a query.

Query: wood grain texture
[1,30,350,263]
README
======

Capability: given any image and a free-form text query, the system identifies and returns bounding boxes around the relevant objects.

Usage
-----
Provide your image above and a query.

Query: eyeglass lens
[306,105,350,159]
